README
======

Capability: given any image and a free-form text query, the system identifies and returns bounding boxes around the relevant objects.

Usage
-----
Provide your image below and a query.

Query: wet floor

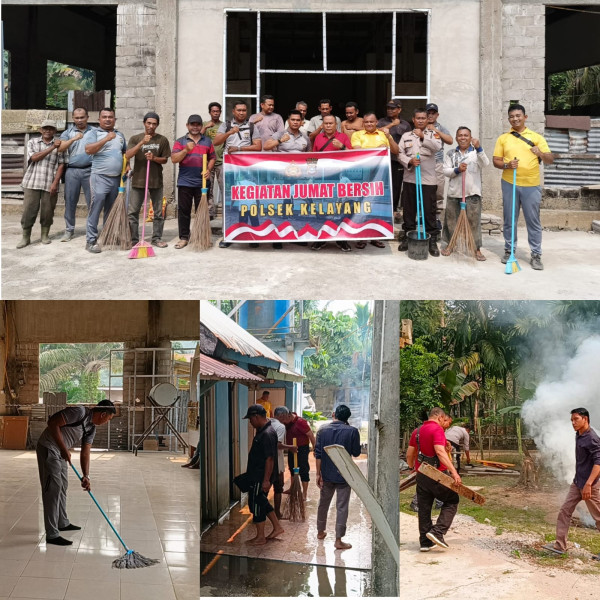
[200,551,371,597]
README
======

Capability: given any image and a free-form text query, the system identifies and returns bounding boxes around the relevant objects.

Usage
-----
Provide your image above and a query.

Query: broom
[128,159,155,259]
[415,155,426,240]
[505,162,521,274]
[188,154,212,250]
[70,463,160,569]
[442,170,477,258]
[282,438,305,522]
[98,155,132,250]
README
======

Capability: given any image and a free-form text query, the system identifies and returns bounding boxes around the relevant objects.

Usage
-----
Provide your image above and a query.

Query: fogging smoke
[521,336,600,485]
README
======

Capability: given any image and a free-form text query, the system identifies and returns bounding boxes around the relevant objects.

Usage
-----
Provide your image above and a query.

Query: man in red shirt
[406,407,461,552]
[280,411,316,501]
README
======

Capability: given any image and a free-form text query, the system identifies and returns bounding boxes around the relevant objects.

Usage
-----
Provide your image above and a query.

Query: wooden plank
[418,463,486,505]
[400,472,417,492]
[325,444,399,565]
[472,459,515,469]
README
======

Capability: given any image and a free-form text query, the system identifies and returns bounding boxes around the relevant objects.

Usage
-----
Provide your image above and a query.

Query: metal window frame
[223,8,431,112]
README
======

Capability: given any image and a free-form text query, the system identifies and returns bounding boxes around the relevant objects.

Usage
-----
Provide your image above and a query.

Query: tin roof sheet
[200,301,285,364]
[199,353,264,382]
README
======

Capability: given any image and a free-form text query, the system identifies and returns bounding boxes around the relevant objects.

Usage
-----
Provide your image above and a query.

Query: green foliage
[302,410,328,425]
[3,50,10,109]
[303,303,372,392]
[46,60,95,109]
[400,342,442,431]
[39,343,123,402]
[549,65,600,111]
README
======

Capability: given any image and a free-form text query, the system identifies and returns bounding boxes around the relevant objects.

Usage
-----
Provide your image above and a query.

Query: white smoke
[521,335,600,485]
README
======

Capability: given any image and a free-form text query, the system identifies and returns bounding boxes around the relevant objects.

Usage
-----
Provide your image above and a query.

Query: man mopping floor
[36,399,115,545]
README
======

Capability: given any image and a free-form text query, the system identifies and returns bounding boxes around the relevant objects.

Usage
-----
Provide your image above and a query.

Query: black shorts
[287,445,310,482]
[248,481,273,523]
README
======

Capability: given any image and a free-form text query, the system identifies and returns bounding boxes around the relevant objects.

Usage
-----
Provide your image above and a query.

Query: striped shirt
[172,134,216,187]
[22,136,66,192]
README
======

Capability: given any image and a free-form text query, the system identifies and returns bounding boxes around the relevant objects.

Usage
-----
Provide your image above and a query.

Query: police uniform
[398,130,442,239]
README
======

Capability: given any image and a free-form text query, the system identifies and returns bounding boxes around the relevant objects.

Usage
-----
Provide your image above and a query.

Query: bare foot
[335,540,352,550]
[248,537,267,546]
[266,527,285,539]
[476,250,486,261]
[441,248,451,257]
[317,531,327,540]
[303,495,307,502]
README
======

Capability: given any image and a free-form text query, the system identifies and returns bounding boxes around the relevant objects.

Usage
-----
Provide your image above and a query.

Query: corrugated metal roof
[545,129,569,153]
[200,301,285,364]
[266,364,304,382]
[199,353,264,382]
[544,156,600,187]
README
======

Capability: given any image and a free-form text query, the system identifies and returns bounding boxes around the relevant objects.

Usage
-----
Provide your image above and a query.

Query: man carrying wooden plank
[406,407,462,552]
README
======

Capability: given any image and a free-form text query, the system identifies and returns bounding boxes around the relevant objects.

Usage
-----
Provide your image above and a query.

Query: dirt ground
[400,512,599,600]
[2,211,600,299]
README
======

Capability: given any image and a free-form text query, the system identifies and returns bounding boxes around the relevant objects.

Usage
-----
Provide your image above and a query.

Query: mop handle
[202,154,207,191]
[511,160,517,253]
[418,163,426,239]
[293,438,298,470]
[461,169,466,209]
[140,159,151,240]
[70,463,130,553]
[415,154,424,240]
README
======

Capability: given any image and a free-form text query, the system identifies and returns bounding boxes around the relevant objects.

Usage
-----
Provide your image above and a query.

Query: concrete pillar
[368,300,400,597]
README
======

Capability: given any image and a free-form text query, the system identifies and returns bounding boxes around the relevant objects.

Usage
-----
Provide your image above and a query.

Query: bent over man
[36,400,116,545]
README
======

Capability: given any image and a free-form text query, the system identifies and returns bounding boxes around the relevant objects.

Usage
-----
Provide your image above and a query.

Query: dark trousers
[177,186,203,240]
[128,186,165,243]
[287,445,310,482]
[450,441,462,472]
[416,471,459,546]
[391,161,403,212]
[401,182,438,239]
[248,481,274,523]
[21,189,58,229]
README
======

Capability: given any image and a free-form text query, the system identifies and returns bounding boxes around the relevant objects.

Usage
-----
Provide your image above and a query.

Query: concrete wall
[177,0,481,149]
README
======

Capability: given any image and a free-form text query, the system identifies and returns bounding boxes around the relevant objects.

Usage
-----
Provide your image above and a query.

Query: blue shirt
[314,420,361,483]
[84,128,127,177]
[60,124,95,168]
[574,427,600,489]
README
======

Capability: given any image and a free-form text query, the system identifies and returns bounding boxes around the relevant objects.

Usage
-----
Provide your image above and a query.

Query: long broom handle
[510,160,517,254]
[119,155,128,192]
[461,169,466,209]
[415,155,423,240]
[418,163,425,238]
[202,154,207,191]
[140,159,151,241]
[293,438,298,471]
[70,463,130,553]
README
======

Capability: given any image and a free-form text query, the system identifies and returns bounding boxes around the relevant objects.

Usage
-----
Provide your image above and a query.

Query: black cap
[243,404,267,419]
[95,399,116,414]
[425,103,439,113]
[143,111,160,124]
[386,99,401,108]
[187,114,203,124]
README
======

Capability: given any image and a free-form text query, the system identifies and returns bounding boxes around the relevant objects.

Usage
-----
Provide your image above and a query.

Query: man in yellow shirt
[257,390,272,417]
[351,113,399,250]
[493,104,553,270]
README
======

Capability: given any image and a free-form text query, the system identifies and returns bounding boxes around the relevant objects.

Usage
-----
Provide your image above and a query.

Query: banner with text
[223,149,393,243]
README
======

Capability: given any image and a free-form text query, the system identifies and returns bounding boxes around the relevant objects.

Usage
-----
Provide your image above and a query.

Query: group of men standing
[243,400,361,550]
[18,97,553,269]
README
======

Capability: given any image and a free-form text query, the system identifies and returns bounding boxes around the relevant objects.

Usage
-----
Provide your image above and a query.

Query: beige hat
[41,119,57,129]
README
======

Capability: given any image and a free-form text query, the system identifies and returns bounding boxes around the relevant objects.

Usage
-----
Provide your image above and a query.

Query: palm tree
[39,343,123,399]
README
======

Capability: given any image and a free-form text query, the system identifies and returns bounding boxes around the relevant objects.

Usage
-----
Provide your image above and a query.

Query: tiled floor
[0,450,199,600]
[200,456,372,570]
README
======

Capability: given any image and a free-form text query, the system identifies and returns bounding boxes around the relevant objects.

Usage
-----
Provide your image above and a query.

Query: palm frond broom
[282,438,305,522]
[189,154,212,250]
[443,170,477,258]
[98,156,132,250]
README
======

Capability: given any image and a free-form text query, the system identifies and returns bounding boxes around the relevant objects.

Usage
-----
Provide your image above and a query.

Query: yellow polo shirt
[351,130,390,149]
[257,398,272,417]
[493,127,550,187]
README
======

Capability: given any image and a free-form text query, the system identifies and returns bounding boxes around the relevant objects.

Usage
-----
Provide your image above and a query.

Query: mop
[70,464,160,568]
[282,438,305,522]
[128,160,156,259]
[442,170,477,258]
[98,156,132,250]
[188,154,212,250]
[505,163,521,274]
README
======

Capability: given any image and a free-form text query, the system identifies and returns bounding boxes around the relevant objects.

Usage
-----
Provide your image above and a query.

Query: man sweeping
[441,127,489,261]
[280,409,316,501]
[544,408,600,558]
[36,400,116,545]
[406,407,462,551]
[493,103,553,270]
[244,404,285,545]
[315,404,361,550]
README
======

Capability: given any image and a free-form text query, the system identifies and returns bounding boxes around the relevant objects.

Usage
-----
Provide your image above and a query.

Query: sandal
[476,250,487,262]
[542,543,565,555]
[355,241,367,249]
[174,239,188,249]
[370,240,385,248]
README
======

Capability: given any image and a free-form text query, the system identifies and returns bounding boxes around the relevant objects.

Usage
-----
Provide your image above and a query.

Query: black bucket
[407,230,430,260]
